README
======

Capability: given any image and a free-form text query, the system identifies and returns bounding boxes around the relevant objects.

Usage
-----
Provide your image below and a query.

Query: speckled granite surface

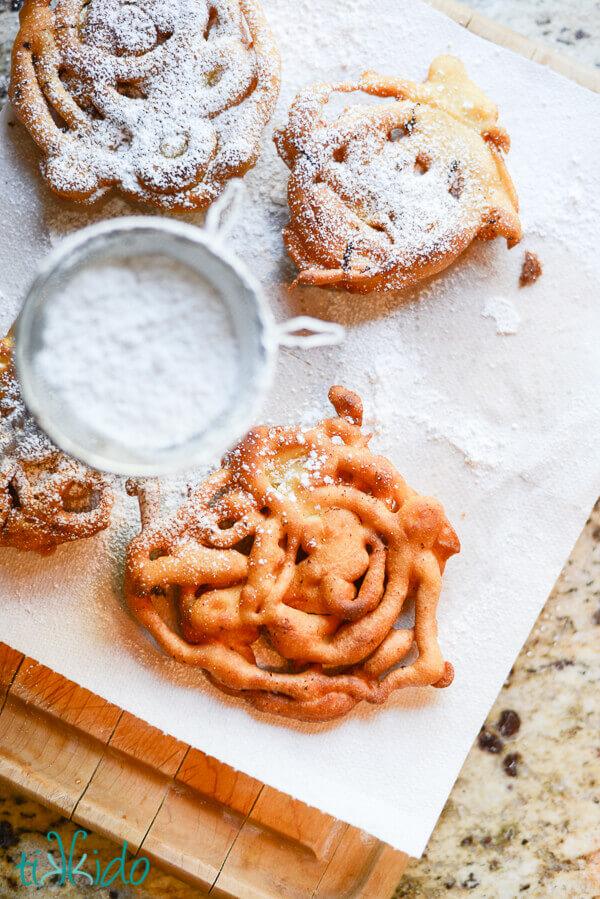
[398,501,600,898]
[469,0,599,67]
[0,1,598,897]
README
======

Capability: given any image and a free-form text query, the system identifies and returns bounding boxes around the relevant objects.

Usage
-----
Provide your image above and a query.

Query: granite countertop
[0,2,598,897]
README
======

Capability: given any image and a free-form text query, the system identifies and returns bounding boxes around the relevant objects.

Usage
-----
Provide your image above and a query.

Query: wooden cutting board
[0,5,597,897]
[0,643,407,897]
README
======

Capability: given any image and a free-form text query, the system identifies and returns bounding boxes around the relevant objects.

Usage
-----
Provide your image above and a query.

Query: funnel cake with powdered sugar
[10,0,280,210]
[275,56,521,293]
[124,386,459,721]
[0,333,113,555]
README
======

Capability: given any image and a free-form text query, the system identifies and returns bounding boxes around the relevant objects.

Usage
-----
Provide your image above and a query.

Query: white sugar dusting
[0,358,54,462]
[289,97,483,276]
[35,255,239,453]
[23,0,279,208]
[21,1,597,512]
[482,295,521,335]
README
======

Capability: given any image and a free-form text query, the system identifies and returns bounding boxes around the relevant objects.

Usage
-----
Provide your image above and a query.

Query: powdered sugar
[35,254,239,453]
[0,354,54,461]
[279,72,517,288]
[482,295,521,334]
[321,126,469,262]
[0,0,599,861]
[13,0,280,209]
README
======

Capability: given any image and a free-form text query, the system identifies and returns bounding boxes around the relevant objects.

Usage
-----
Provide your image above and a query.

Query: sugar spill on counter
[34,254,238,453]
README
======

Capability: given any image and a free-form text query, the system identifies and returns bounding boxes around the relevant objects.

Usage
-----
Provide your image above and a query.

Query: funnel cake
[0,333,113,554]
[10,0,280,210]
[125,386,459,721]
[274,56,521,293]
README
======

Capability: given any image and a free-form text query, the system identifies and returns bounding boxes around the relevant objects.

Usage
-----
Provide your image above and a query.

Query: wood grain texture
[140,749,263,891]
[73,712,188,852]
[314,828,409,898]
[0,642,23,705]
[0,658,121,816]
[211,791,409,899]
[0,657,407,898]
[211,787,348,899]
[110,710,188,774]
[12,658,121,738]
[176,747,262,816]
[427,0,472,26]
[249,785,342,856]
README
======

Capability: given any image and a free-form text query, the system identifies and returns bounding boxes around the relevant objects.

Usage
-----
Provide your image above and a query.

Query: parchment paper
[0,0,599,857]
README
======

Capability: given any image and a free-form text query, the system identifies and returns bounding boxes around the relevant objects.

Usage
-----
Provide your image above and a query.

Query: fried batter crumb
[519,251,543,287]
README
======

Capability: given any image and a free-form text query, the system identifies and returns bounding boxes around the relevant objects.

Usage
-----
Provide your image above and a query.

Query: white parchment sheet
[0,0,599,857]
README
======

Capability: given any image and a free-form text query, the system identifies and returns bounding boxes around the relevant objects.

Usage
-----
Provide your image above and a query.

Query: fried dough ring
[10,0,280,210]
[0,333,113,554]
[274,56,521,293]
[125,386,459,721]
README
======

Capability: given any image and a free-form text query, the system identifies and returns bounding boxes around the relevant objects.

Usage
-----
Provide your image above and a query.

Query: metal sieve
[14,187,344,476]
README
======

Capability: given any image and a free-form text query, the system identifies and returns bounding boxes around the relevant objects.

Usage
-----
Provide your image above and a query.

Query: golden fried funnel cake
[0,334,113,554]
[125,386,459,721]
[274,56,521,293]
[10,0,280,210]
